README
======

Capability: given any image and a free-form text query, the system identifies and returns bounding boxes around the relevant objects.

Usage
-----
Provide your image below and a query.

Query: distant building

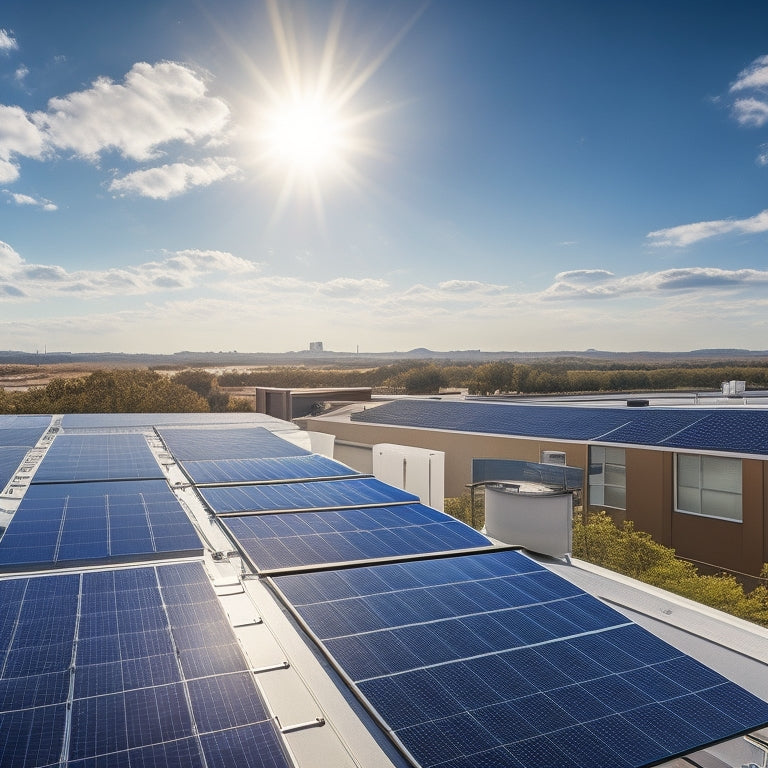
[308,341,323,352]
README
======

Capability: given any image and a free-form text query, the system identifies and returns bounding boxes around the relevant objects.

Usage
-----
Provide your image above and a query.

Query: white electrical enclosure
[372,443,445,511]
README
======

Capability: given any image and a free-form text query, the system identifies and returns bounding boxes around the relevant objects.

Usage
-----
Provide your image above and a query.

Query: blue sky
[2,0,768,354]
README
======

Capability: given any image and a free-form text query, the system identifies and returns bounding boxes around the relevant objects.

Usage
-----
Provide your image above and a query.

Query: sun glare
[264,96,346,173]
[241,0,424,222]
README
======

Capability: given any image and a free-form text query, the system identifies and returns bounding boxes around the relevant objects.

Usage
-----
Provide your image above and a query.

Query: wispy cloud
[0,30,17,53]
[647,208,768,247]
[109,157,239,199]
[7,192,57,211]
[542,266,768,299]
[730,54,768,92]
[0,242,260,300]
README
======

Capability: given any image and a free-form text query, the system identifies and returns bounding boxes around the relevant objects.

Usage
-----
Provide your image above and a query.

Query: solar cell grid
[182,453,359,485]
[0,480,202,570]
[0,563,291,768]
[223,503,491,572]
[202,475,419,515]
[32,433,164,483]
[157,425,309,461]
[273,549,768,768]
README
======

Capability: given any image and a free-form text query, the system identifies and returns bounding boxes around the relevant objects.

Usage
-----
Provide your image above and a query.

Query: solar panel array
[182,454,361,485]
[223,503,493,573]
[0,562,291,768]
[157,425,310,461]
[272,549,768,768]
[201,476,419,516]
[0,480,202,570]
[351,399,768,455]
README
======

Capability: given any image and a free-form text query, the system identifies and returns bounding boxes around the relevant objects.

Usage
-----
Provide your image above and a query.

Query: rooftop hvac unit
[722,380,746,397]
[541,450,566,466]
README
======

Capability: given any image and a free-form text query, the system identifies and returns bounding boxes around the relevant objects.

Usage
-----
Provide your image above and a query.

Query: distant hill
[1,347,766,368]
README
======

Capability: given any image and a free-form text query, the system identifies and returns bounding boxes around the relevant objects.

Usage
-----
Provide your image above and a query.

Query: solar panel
[271,549,768,768]
[182,453,361,485]
[32,433,164,483]
[0,480,202,570]
[201,476,419,516]
[0,563,292,768]
[157,425,309,461]
[223,503,492,572]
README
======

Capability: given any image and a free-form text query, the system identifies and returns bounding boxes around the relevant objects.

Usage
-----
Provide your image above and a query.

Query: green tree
[172,369,216,398]
[468,362,516,395]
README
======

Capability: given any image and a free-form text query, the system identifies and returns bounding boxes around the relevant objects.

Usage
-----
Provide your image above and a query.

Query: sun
[242,0,423,221]
[263,94,347,175]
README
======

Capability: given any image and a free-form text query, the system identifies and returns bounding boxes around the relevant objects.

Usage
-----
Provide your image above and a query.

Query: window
[589,446,626,510]
[676,454,742,522]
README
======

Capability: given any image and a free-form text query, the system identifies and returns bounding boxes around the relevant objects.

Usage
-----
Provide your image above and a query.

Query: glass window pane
[677,454,700,488]
[605,464,625,486]
[604,486,626,509]
[702,456,741,493]
[677,486,701,515]
[702,490,742,522]
[605,447,625,465]
[589,486,604,506]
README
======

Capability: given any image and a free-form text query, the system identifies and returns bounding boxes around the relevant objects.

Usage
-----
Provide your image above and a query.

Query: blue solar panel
[61,412,284,429]
[157,426,309,461]
[0,480,202,569]
[182,453,360,485]
[223,503,492,572]
[351,399,768,455]
[201,476,419,515]
[272,549,768,768]
[0,563,292,768]
[32,433,164,483]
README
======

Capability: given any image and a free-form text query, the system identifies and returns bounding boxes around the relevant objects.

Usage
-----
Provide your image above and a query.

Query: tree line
[217,359,768,395]
[0,369,253,414]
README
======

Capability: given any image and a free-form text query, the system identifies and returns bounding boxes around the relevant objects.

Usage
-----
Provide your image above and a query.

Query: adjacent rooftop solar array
[271,549,768,768]
[0,561,291,768]
[0,479,202,570]
[351,399,768,455]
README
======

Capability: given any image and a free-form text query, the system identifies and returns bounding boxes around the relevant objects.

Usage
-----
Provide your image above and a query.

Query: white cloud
[34,62,230,162]
[730,55,768,92]
[0,30,17,53]
[437,279,508,293]
[732,97,768,127]
[0,105,46,183]
[0,243,260,300]
[8,192,57,211]
[14,65,28,83]
[109,157,238,199]
[646,208,768,247]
